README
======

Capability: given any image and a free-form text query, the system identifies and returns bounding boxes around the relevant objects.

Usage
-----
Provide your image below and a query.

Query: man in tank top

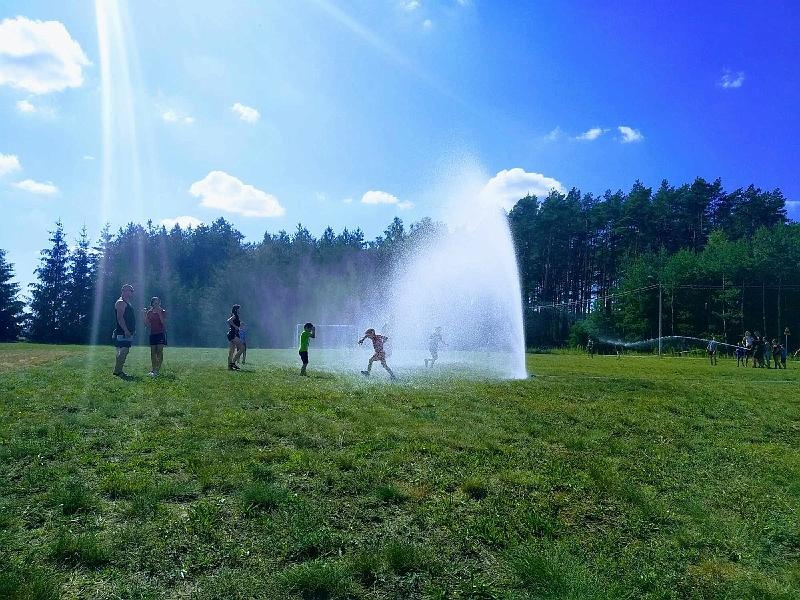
[113,284,136,378]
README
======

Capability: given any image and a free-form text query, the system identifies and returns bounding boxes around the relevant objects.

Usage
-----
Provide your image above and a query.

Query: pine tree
[64,227,95,343]
[28,220,70,342]
[0,249,24,341]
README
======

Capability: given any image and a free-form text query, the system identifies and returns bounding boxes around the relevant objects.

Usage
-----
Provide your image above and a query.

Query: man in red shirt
[358,328,397,380]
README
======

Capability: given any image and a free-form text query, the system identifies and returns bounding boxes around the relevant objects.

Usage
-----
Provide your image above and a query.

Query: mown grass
[0,342,798,599]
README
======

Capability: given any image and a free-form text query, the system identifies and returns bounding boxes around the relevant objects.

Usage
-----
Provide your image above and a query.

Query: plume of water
[357,162,527,379]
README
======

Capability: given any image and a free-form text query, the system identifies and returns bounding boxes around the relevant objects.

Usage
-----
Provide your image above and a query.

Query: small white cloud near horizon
[719,69,745,89]
[402,1,421,11]
[343,197,353,204]
[231,102,260,123]
[422,19,433,30]
[161,109,194,124]
[618,126,644,143]
[482,168,566,211]
[397,201,414,210]
[189,171,285,218]
[576,127,607,141]
[0,16,90,94]
[83,154,94,160]
[161,216,203,230]
[14,179,58,195]
[0,153,22,176]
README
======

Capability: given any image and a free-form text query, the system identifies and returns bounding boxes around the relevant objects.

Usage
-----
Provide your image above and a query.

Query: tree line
[0,176,796,349]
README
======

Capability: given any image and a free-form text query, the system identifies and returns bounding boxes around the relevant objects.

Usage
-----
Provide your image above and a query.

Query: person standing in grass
[764,337,773,368]
[743,331,753,366]
[359,328,397,380]
[144,297,167,377]
[226,304,244,370]
[707,336,718,365]
[771,340,782,369]
[113,284,136,379]
[735,344,745,367]
[239,324,248,364]
[425,326,446,367]
[780,343,788,369]
[298,322,315,376]
[586,338,595,358]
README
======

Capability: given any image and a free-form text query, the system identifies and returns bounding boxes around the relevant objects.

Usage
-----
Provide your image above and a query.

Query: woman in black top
[227,304,244,370]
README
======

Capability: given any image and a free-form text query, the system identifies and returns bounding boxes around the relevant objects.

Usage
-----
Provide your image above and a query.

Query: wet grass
[0,343,799,598]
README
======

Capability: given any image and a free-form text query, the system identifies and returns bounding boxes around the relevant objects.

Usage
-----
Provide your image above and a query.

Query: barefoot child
[299,322,315,376]
[359,328,396,380]
[424,326,446,367]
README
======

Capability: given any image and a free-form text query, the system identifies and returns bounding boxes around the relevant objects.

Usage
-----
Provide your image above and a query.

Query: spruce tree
[28,220,70,342]
[64,227,94,343]
[0,249,24,341]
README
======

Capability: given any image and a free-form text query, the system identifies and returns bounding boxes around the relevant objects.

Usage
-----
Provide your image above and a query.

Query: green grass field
[1,344,798,599]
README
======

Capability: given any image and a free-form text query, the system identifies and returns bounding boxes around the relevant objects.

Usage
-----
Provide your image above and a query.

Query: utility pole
[658,282,662,358]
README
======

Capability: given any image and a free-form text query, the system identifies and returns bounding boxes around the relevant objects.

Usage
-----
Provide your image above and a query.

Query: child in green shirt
[299,322,315,376]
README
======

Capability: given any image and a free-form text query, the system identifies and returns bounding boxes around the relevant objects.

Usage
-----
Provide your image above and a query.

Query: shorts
[150,332,166,346]
[429,347,439,360]
[299,351,309,365]
[371,351,386,362]
[227,331,239,342]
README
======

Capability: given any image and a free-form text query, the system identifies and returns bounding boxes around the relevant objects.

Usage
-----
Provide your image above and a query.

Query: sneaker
[148,371,156,377]
[390,375,398,381]
[231,363,241,371]
[228,363,235,370]
[360,370,370,377]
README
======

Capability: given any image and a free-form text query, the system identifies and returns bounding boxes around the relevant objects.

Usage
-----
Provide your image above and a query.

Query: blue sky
[1,0,798,289]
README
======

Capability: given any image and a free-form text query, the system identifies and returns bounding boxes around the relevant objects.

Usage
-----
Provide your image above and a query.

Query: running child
[299,322,315,376]
[425,326,447,367]
[359,328,396,380]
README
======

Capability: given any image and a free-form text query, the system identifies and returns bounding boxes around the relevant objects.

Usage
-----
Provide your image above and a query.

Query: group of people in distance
[731,330,790,369]
[111,283,447,380]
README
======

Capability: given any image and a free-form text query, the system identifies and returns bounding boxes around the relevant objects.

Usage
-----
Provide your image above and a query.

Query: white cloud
[0,16,90,94]
[360,190,414,210]
[361,190,401,205]
[14,179,58,195]
[161,109,194,124]
[422,19,433,30]
[618,126,644,143]
[719,70,745,89]
[83,155,95,160]
[0,153,22,176]
[575,127,607,141]
[542,127,564,142]
[161,216,202,229]
[189,171,285,218]
[402,1,421,10]
[15,99,35,113]
[231,102,260,123]
[482,168,566,210]
[343,197,353,204]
